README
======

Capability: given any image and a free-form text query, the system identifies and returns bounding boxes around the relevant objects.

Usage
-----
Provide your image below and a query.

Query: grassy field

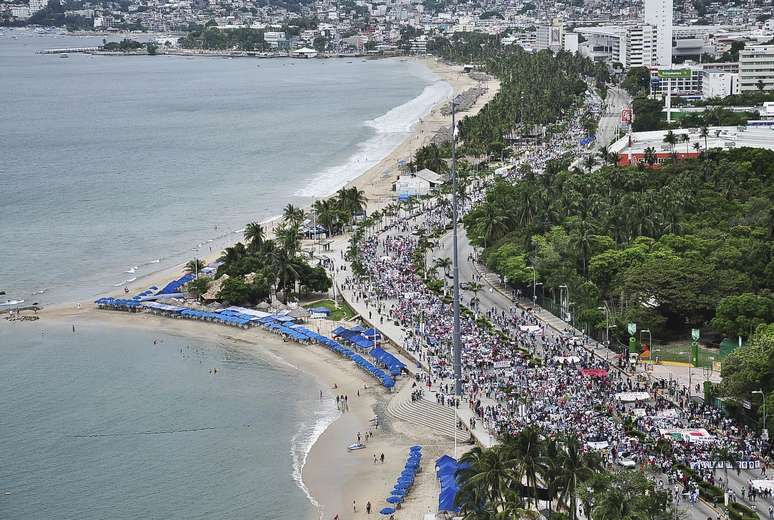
[304,298,357,321]
[650,342,722,368]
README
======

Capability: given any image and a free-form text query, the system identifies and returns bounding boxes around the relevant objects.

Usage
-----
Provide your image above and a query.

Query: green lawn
[304,299,357,321]
[650,342,721,369]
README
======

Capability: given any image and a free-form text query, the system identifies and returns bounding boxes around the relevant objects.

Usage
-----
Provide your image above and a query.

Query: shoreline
[7,56,500,520]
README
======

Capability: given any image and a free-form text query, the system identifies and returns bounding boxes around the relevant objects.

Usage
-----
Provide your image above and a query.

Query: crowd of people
[336,98,772,514]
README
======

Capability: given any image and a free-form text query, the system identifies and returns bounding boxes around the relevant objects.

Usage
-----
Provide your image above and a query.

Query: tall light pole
[451,95,462,456]
[559,284,569,322]
[598,303,610,346]
[752,390,768,440]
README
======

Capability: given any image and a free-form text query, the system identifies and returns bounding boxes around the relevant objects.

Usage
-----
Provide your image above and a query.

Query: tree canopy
[464,148,774,342]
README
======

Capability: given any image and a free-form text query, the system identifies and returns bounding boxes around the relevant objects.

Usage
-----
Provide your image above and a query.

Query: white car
[617,456,637,469]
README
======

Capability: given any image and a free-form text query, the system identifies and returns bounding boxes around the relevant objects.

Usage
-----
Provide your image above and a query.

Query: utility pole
[451,96,462,457]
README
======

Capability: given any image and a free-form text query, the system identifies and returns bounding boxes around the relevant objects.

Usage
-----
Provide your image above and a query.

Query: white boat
[0,299,24,307]
[347,442,366,451]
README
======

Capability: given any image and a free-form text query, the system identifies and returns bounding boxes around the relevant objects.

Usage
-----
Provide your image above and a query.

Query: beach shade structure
[386,495,403,504]
[379,507,396,515]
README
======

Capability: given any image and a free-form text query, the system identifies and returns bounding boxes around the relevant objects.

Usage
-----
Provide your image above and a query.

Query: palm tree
[276,223,300,257]
[244,222,265,251]
[185,258,205,277]
[643,146,657,166]
[699,125,709,151]
[583,154,596,173]
[663,130,677,157]
[597,145,610,165]
[283,204,305,227]
[457,445,516,511]
[271,249,300,304]
[477,204,511,248]
[681,133,690,156]
[313,199,339,236]
[434,256,452,277]
[508,426,545,508]
[336,187,367,224]
[219,242,247,265]
[554,435,602,520]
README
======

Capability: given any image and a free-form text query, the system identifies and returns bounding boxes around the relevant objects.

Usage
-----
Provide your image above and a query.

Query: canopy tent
[435,455,469,513]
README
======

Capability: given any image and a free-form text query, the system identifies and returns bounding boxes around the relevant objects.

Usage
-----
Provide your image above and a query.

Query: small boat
[347,442,366,451]
[59,53,69,58]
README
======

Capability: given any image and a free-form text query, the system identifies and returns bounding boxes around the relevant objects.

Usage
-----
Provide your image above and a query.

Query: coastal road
[597,86,631,148]
[430,228,774,519]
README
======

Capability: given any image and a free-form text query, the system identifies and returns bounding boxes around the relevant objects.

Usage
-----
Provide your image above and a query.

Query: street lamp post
[559,284,569,322]
[752,390,768,440]
[597,303,611,345]
[527,266,541,306]
[450,96,462,457]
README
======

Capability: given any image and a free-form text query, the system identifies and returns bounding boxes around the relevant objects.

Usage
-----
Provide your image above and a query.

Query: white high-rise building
[643,0,673,66]
[739,45,774,92]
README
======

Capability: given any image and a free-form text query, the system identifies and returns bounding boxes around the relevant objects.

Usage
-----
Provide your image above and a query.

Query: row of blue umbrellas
[380,446,423,516]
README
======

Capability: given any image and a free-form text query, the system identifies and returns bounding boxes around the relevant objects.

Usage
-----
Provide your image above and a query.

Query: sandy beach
[9,56,499,520]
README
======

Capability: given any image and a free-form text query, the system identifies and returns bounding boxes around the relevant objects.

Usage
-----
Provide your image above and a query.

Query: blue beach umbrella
[410,445,422,451]
[391,487,407,496]
[379,507,396,515]
[386,495,403,504]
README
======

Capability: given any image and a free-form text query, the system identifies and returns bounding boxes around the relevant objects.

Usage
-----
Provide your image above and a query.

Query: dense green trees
[428,33,607,156]
[179,27,269,51]
[720,324,774,438]
[464,148,774,341]
[213,214,330,305]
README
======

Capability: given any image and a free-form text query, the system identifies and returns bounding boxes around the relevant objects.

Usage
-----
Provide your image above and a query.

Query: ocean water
[0,29,449,520]
[0,321,333,519]
[0,29,451,305]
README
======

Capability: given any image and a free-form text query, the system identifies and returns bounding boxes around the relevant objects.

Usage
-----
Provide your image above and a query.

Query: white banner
[615,392,651,402]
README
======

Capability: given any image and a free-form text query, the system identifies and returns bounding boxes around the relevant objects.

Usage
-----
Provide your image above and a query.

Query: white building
[29,0,47,13]
[643,0,673,66]
[627,24,658,68]
[702,71,740,99]
[410,35,427,55]
[563,32,579,54]
[739,45,774,92]
[394,168,444,198]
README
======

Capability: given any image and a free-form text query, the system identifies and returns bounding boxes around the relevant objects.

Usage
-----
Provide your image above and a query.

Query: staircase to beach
[387,388,463,439]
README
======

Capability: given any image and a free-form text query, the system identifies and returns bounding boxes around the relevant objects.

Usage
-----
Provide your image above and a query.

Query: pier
[38,47,100,54]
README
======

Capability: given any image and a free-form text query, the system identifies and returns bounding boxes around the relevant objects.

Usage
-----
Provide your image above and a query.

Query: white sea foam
[126,266,138,274]
[290,397,341,518]
[295,80,453,198]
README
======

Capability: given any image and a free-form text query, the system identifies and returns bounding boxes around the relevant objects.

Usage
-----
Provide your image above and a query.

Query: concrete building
[563,32,579,54]
[627,24,658,68]
[649,66,703,97]
[739,45,774,91]
[535,18,564,52]
[29,0,47,13]
[643,0,673,66]
[702,71,740,99]
[263,31,287,49]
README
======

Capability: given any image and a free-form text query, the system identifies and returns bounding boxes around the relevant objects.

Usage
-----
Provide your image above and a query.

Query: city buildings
[643,0,673,66]
[739,45,774,92]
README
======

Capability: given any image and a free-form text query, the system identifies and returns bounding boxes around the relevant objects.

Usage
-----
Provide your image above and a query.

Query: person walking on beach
[72,324,75,333]
[366,501,371,514]
[353,500,357,512]
[380,453,385,464]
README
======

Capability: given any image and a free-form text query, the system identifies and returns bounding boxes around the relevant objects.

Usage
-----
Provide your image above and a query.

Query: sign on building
[657,69,692,79]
